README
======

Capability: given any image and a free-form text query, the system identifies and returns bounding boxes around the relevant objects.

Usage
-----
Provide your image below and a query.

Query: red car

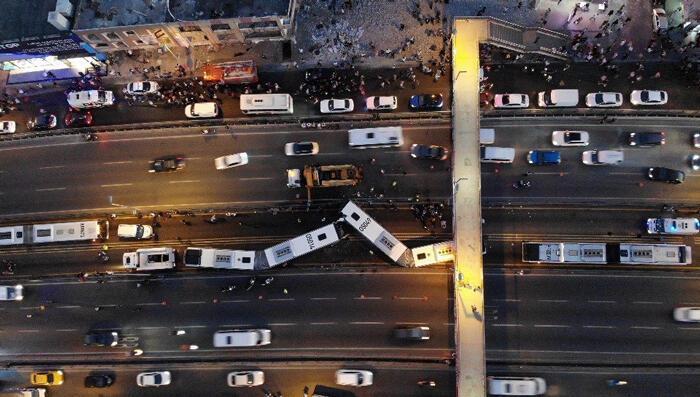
[64,110,93,127]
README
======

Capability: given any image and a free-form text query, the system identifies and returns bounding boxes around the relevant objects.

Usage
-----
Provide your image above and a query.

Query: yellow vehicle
[30,370,64,386]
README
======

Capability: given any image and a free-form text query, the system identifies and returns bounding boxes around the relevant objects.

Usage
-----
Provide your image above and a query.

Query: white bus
[341,200,410,265]
[264,222,343,267]
[411,241,455,267]
[348,126,404,149]
[239,93,293,115]
[619,243,691,265]
[0,226,25,246]
[31,220,109,244]
[522,242,691,265]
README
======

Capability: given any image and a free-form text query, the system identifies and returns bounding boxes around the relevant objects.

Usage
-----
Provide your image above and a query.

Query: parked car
[335,370,373,387]
[585,92,623,107]
[137,371,171,387]
[214,153,249,170]
[527,150,561,165]
[409,93,444,110]
[365,96,397,111]
[493,93,529,108]
[31,371,64,386]
[653,8,669,32]
[85,374,114,388]
[581,150,624,165]
[227,371,264,387]
[0,284,23,301]
[647,217,700,235]
[630,90,668,106]
[628,132,665,146]
[694,132,700,148]
[320,98,354,113]
[393,326,430,341]
[16,388,46,397]
[126,81,160,95]
[410,144,448,160]
[284,142,319,156]
[691,154,700,171]
[64,110,93,127]
[551,130,589,146]
[149,156,185,173]
[0,120,17,134]
[487,376,546,396]
[184,102,219,118]
[84,331,119,347]
[27,114,57,131]
[647,167,685,184]
[674,307,700,322]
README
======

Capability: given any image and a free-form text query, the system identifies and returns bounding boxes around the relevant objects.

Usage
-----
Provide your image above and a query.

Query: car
[653,8,668,32]
[284,142,319,156]
[630,90,668,106]
[149,156,185,173]
[493,93,529,108]
[365,96,397,111]
[691,154,700,171]
[648,167,685,184]
[27,114,57,131]
[126,81,160,95]
[85,374,114,388]
[30,371,64,386]
[694,133,700,148]
[393,326,430,341]
[17,388,46,397]
[64,110,93,127]
[674,307,700,322]
[581,150,624,165]
[585,92,623,107]
[184,102,219,118]
[0,284,23,301]
[214,152,249,170]
[227,371,264,387]
[335,370,373,387]
[647,217,700,235]
[409,93,444,110]
[410,144,448,160]
[137,371,171,387]
[628,132,665,147]
[487,376,547,396]
[320,98,354,113]
[527,150,561,165]
[213,329,271,347]
[551,130,589,146]
[0,120,17,134]
[84,331,119,347]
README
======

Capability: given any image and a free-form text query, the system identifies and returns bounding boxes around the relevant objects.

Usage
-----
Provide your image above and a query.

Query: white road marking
[18,330,40,333]
[349,322,384,325]
[220,299,251,303]
[103,161,133,165]
[491,298,521,302]
[385,173,420,177]
[583,325,616,329]
[239,177,274,181]
[353,296,382,300]
[534,324,570,328]
[101,183,133,188]
[678,327,700,331]
[268,298,295,302]
[310,322,337,325]
[609,172,642,175]
[538,299,569,303]
[396,296,427,300]
[395,322,429,325]
[269,323,296,326]
[310,297,336,301]
[35,187,66,192]
[55,329,79,332]
[39,165,65,170]
[180,301,206,305]
[168,180,200,184]
[630,326,661,330]
[56,305,81,309]
[633,301,663,305]
[136,302,166,306]
[136,326,167,330]
[588,300,616,304]
[491,323,523,327]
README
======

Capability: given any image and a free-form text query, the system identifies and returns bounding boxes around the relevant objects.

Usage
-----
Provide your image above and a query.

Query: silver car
[0,284,23,301]
[214,153,249,170]
[552,130,589,146]
[227,371,264,387]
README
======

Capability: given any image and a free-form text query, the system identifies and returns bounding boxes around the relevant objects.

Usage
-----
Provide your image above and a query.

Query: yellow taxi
[30,370,64,386]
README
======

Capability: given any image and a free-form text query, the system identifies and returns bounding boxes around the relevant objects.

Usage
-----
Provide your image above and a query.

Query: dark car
[149,156,185,173]
[85,374,114,388]
[648,167,685,184]
[527,150,561,165]
[628,132,665,147]
[409,94,444,111]
[410,144,448,160]
[64,110,93,127]
[27,114,57,131]
[394,326,431,341]
[84,331,119,347]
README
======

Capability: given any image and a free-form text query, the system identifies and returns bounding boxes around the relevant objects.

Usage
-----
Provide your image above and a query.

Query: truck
[184,247,255,270]
[123,247,176,271]
[286,164,362,188]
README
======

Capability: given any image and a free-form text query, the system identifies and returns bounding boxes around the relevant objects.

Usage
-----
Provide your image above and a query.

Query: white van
[67,90,114,109]
[348,126,403,149]
[213,329,271,347]
[117,224,154,240]
[537,89,579,107]
[240,94,293,114]
[488,377,546,396]
[480,128,495,145]
[123,247,176,271]
[481,146,515,163]
[581,150,624,165]
[185,102,220,118]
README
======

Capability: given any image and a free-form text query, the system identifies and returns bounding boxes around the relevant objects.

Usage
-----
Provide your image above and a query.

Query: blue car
[409,94,444,111]
[527,150,561,165]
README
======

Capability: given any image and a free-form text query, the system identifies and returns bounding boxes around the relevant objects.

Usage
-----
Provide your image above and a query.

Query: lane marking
[633,301,663,305]
[395,322,429,325]
[136,302,166,306]
[136,326,167,330]
[310,322,336,325]
[269,323,296,326]
[55,329,78,332]
[35,187,66,192]
[180,301,206,305]
[538,299,569,303]
[175,325,208,329]
[609,172,641,175]
[678,327,700,331]
[310,297,336,301]
[249,154,274,158]
[239,177,274,181]
[491,299,521,302]
[168,180,200,184]
[396,296,428,300]
[588,300,616,304]
[584,325,616,329]
[533,324,570,328]
[353,296,382,300]
[630,326,661,330]
[268,298,295,302]
[349,322,384,325]
[101,183,133,188]
[103,161,133,165]
[56,305,81,309]
[491,324,523,327]
[39,165,65,170]
[18,330,40,333]
[220,299,251,303]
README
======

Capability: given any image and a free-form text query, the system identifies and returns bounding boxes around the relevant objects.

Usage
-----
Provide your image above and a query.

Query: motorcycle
[512,179,532,189]
[607,379,628,387]
[417,380,437,388]
[85,133,98,141]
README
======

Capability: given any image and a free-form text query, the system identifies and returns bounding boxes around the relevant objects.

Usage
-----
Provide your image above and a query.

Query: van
[488,377,546,396]
[537,89,579,107]
[123,247,176,271]
[481,146,515,163]
[185,102,220,118]
[15,389,46,397]
[117,224,154,240]
[581,150,624,165]
[67,90,114,109]
[348,126,403,149]
[213,329,271,347]
[480,128,495,145]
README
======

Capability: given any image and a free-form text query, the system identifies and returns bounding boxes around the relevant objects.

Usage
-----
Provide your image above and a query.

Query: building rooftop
[74,0,291,30]
[0,0,63,42]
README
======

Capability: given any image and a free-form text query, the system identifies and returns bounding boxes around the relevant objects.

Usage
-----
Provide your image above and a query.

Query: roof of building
[74,0,292,30]
[0,0,63,42]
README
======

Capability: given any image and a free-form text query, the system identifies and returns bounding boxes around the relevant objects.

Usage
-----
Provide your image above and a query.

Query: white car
[647,218,700,235]
[0,120,16,134]
[284,142,319,156]
[227,371,264,387]
[653,8,668,32]
[185,102,220,118]
[126,81,160,95]
[0,284,23,301]
[581,150,624,165]
[674,307,700,322]
[214,152,249,170]
[365,96,397,111]
[136,371,171,387]
[551,131,589,146]
[487,377,547,396]
[630,90,668,106]
[585,92,623,108]
[493,93,529,108]
[320,98,354,113]
[335,370,373,387]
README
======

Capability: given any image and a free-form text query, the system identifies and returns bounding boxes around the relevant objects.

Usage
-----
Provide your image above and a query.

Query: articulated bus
[341,200,410,265]
[263,222,344,267]
[0,220,108,246]
[522,242,691,265]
